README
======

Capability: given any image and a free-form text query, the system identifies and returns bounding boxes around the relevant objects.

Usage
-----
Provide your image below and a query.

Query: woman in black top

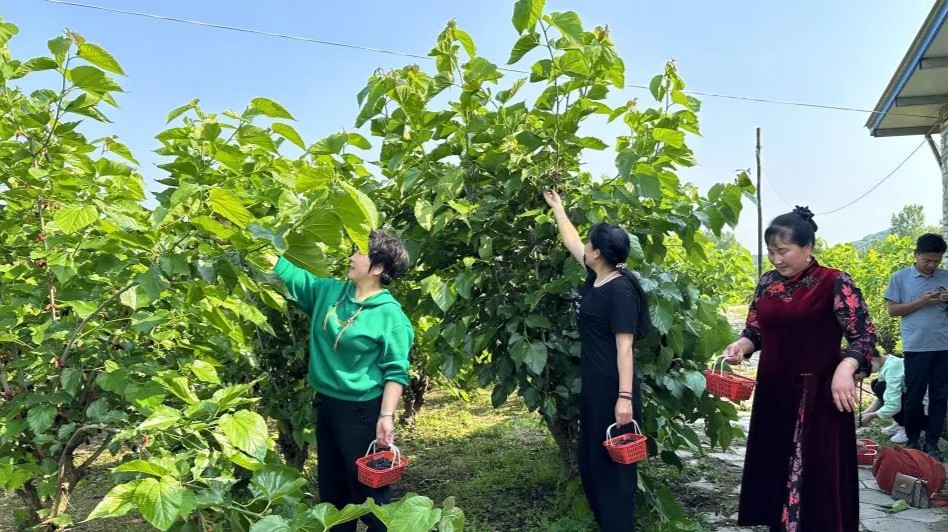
[544,190,652,532]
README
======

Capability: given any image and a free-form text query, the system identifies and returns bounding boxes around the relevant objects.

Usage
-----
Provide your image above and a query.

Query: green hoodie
[274,257,413,401]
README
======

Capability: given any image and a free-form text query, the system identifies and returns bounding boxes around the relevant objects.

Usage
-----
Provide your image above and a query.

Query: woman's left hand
[615,398,633,427]
[376,416,395,446]
[831,359,858,413]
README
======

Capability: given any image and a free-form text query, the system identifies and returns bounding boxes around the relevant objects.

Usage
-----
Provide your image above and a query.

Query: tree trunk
[545,415,579,477]
[15,481,43,527]
[46,444,81,530]
[276,421,310,471]
[401,373,430,425]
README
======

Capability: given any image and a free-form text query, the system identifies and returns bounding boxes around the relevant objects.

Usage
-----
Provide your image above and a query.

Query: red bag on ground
[872,446,946,504]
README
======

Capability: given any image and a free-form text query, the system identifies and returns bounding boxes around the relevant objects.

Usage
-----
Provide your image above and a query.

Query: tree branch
[59,281,136,365]
[11,347,28,390]
[36,198,58,322]
[58,424,106,475]
[540,22,562,174]
[39,57,71,156]
[76,431,115,476]
[50,423,115,520]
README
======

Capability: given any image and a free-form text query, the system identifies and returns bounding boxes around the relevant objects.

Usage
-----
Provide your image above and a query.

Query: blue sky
[1,1,941,247]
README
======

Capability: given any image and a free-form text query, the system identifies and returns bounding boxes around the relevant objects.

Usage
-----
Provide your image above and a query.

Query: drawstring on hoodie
[322,285,366,351]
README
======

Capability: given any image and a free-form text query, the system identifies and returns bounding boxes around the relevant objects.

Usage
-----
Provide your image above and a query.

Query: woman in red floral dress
[723,207,878,532]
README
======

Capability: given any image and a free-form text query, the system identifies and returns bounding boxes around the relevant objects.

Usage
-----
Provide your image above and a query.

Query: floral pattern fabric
[741,264,878,374]
[780,376,810,532]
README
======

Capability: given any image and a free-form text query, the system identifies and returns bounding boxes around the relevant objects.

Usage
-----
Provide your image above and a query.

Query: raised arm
[543,191,584,266]
[270,254,333,313]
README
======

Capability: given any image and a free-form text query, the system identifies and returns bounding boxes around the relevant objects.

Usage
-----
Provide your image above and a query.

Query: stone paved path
[705,414,948,531]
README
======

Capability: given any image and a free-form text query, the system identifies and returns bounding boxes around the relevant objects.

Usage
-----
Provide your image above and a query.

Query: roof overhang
[867,0,948,137]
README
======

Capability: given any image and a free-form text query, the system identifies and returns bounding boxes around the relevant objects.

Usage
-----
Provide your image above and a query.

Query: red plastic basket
[704,357,757,402]
[602,421,648,465]
[857,438,878,466]
[356,442,409,488]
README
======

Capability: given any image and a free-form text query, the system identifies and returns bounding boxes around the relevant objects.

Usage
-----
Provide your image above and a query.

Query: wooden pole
[756,128,763,279]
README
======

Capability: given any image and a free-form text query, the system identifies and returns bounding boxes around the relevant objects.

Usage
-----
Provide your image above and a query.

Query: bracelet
[378,411,394,419]
[617,396,633,401]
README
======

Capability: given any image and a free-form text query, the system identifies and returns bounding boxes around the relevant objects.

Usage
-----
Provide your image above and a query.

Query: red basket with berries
[602,421,648,465]
[356,442,409,488]
[704,356,757,402]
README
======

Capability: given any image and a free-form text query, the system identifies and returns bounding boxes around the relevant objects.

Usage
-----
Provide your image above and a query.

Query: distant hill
[750,227,891,265]
[851,228,891,251]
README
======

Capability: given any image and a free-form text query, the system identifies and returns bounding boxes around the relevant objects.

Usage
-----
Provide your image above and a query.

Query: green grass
[389,390,593,531]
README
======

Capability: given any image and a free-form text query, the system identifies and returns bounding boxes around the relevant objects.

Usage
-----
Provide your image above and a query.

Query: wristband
[379,411,394,419]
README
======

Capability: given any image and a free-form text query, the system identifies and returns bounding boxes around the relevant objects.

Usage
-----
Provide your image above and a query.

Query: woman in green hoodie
[271,230,413,532]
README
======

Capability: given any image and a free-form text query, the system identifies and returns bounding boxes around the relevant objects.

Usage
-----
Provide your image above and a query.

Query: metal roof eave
[867,0,948,134]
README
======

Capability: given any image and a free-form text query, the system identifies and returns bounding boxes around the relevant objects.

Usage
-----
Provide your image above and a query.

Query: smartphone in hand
[937,286,948,309]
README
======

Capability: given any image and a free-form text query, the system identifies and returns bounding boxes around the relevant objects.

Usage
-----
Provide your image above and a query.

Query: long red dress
[737,261,877,532]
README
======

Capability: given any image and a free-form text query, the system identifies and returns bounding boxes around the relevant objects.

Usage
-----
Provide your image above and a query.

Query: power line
[760,133,928,216]
[756,112,942,216]
[814,139,926,215]
[39,0,940,217]
[760,169,795,209]
[42,0,436,62]
[40,0,942,120]
[811,115,941,216]
[672,90,936,119]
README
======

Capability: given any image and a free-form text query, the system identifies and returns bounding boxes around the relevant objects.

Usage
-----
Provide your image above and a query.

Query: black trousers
[903,350,948,448]
[314,394,390,532]
[578,372,642,532]
[869,379,908,426]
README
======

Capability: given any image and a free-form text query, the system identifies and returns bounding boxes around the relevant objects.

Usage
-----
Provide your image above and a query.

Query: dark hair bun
[792,205,818,232]
[765,208,818,248]
[588,223,631,267]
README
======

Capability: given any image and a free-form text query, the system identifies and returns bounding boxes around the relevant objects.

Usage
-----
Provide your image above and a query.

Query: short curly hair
[368,230,410,285]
